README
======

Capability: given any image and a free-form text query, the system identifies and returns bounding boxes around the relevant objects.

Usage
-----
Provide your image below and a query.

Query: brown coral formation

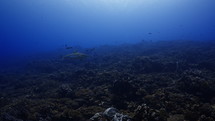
[0,41,215,121]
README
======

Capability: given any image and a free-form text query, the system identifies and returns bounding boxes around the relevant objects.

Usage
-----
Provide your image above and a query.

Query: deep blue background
[0,0,215,63]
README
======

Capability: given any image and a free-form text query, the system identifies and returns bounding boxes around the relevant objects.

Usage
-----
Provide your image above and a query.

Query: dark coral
[1,41,215,121]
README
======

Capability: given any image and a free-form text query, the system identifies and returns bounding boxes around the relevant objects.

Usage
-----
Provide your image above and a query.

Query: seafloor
[1,40,215,121]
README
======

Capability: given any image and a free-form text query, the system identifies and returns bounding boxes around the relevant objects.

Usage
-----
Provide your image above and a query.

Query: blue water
[1,1,215,120]
[1,0,215,65]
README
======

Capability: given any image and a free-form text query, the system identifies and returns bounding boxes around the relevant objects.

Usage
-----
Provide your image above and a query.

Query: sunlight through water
[66,0,149,13]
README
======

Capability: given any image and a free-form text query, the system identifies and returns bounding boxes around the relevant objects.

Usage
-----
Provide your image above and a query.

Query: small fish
[86,48,95,52]
[65,45,73,49]
[148,32,152,35]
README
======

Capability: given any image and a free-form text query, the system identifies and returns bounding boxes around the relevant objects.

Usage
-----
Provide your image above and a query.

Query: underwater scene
[1,0,215,121]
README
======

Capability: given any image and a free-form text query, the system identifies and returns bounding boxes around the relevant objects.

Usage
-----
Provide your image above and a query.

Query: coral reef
[1,41,215,121]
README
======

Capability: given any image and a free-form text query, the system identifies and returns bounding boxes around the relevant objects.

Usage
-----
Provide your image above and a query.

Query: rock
[90,107,131,121]
[113,113,131,121]
[103,107,119,119]
[58,84,74,98]
[90,113,103,121]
